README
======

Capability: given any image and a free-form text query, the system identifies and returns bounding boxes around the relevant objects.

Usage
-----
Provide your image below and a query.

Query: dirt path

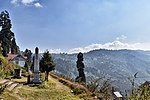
[48,75,72,91]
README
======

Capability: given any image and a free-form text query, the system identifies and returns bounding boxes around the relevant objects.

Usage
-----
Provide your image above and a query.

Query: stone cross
[32,47,42,84]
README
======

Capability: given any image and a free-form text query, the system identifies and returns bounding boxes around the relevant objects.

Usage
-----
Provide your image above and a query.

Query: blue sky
[1,0,150,53]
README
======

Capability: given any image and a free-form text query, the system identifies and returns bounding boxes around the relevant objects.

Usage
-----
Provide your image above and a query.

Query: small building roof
[7,54,17,60]
[7,54,26,60]
[113,92,123,98]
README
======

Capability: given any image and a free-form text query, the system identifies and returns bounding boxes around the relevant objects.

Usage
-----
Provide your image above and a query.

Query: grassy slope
[0,77,84,100]
[0,55,88,100]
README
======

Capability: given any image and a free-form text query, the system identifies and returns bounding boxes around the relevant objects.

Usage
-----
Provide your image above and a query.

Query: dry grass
[50,72,94,100]
[0,76,84,100]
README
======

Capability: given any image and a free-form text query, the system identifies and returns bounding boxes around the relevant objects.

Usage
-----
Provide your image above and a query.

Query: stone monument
[14,68,21,79]
[75,52,86,83]
[32,47,42,84]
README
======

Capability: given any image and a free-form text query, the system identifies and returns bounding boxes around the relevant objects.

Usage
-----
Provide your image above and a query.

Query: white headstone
[32,47,42,84]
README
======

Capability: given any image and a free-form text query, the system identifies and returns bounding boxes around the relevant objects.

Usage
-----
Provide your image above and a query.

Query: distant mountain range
[51,49,150,94]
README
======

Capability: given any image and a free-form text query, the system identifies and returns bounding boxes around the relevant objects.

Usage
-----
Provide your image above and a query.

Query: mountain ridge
[51,49,150,94]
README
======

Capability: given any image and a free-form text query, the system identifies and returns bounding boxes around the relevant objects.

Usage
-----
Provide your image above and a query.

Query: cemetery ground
[0,73,91,100]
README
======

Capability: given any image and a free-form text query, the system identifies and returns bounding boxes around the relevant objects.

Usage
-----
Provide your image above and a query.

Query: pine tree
[40,50,55,81]
[0,10,19,56]
[23,49,32,66]
[11,38,19,54]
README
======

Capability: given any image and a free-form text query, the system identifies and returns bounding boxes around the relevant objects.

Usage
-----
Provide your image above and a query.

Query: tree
[128,72,138,97]
[11,38,19,54]
[40,50,55,81]
[23,49,32,66]
[0,10,19,56]
[129,81,150,100]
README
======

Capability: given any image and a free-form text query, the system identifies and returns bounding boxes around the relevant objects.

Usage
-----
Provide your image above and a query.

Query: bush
[0,55,20,78]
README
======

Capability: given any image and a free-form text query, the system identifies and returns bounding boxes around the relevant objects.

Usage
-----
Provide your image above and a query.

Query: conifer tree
[40,50,55,81]
[11,38,19,54]
[0,10,19,56]
[23,49,32,66]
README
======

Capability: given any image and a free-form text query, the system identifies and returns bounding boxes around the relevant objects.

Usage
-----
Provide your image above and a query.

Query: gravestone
[24,62,31,84]
[32,47,42,84]
[14,69,21,79]
[75,52,86,83]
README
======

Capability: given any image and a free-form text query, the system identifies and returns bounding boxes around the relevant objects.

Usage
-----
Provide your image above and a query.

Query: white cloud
[48,49,62,54]
[11,0,18,4]
[116,35,127,42]
[11,0,43,7]
[45,41,149,54]
[68,41,143,54]
[67,35,150,54]
[34,2,43,8]
[21,0,35,5]
[45,41,150,54]
[41,35,150,54]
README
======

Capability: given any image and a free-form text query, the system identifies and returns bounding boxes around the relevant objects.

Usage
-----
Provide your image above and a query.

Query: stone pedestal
[32,47,42,84]
[32,72,41,83]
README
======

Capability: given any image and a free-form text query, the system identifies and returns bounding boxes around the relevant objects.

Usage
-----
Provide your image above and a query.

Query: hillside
[0,54,93,100]
[52,49,150,94]
[0,75,89,100]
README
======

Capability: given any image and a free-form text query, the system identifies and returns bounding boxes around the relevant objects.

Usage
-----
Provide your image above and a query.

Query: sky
[1,0,150,53]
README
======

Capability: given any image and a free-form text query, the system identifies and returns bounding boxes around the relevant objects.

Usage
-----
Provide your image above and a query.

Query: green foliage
[0,10,19,56]
[87,78,100,93]
[23,49,32,66]
[0,55,16,78]
[129,83,150,100]
[20,65,26,73]
[40,50,55,72]
[40,50,56,81]
[86,77,113,99]
[11,38,19,54]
